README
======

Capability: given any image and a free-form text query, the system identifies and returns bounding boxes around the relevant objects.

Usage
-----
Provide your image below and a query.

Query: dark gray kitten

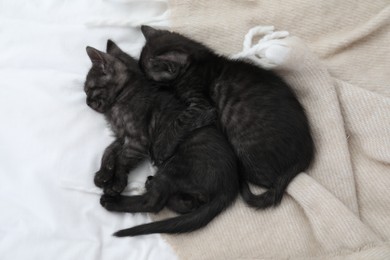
[84,40,238,236]
[139,26,314,209]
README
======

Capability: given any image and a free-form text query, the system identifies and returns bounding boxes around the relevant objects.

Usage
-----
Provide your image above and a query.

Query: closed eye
[150,60,169,72]
[85,85,105,94]
[90,85,106,90]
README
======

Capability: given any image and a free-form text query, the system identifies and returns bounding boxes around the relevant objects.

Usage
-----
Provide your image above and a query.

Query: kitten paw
[100,194,120,210]
[94,168,114,188]
[103,178,127,196]
[100,194,130,212]
[94,154,116,188]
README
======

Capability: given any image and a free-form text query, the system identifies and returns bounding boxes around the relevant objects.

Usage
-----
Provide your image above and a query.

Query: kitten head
[139,25,209,82]
[84,45,128,113]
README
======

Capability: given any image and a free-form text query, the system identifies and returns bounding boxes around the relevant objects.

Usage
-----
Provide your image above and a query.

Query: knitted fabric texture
[149,1,390,259]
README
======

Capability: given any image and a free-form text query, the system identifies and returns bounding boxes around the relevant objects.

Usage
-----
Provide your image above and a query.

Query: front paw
[103,178,127,196]
[94,168,114,188]
[94,153,117,188]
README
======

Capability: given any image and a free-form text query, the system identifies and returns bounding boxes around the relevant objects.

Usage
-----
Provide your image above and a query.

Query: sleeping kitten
[138,26,314,209]
[84,40,238,236]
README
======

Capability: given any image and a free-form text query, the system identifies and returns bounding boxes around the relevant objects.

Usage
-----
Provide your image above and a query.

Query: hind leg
[101,174,171,213]
[238,157,297,208]
[167,191,210,214]
[238,159,275,189]
[166,194,199,214]
[144,172,196,214]
[144,176,198,213]
[100,190,168,213]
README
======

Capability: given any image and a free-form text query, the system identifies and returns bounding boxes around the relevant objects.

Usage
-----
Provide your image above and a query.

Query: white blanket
[0,0,176,259]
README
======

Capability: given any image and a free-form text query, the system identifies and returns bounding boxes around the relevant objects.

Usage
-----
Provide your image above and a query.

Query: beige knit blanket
[152,1,390,259]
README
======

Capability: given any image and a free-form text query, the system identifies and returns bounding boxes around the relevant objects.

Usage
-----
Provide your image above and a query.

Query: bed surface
[0,0,177,259]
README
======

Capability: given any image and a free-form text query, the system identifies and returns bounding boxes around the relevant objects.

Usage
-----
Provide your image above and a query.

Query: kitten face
[84,47,128,113]
[139,26,193,82]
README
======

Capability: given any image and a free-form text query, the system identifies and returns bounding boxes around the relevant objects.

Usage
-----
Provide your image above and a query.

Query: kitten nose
[86,97,94,107]
[86,97,99,110]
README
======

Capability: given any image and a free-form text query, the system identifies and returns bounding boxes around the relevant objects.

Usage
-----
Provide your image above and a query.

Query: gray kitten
[83,40,239,236]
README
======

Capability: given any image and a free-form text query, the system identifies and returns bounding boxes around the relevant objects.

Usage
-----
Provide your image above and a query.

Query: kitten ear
[106,40,139,69]
[106,39,121,54]
[141,25,162,40]
[86,46,109,71]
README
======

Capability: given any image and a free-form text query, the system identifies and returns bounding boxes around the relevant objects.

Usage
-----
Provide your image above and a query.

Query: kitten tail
[113,193,235,237]
[240,169,297,209]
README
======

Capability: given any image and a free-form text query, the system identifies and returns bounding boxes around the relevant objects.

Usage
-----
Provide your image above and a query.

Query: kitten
[138,26,314,209]
[84,40,238,236]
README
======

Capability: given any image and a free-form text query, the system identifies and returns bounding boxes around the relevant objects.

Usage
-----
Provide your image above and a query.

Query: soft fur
[139,26,314,209]
[84,40,238,236]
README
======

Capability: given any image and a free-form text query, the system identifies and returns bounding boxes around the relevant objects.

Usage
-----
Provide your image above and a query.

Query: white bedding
[0,0,177,259]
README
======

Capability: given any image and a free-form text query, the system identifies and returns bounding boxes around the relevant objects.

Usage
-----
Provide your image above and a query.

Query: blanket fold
[153,1,390,259]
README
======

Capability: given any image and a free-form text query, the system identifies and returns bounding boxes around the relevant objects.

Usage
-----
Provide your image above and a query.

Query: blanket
[151,1,390,259]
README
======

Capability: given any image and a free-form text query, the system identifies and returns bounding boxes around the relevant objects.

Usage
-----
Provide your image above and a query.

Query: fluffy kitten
[139,26,314,209]
[84,40,238,236]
